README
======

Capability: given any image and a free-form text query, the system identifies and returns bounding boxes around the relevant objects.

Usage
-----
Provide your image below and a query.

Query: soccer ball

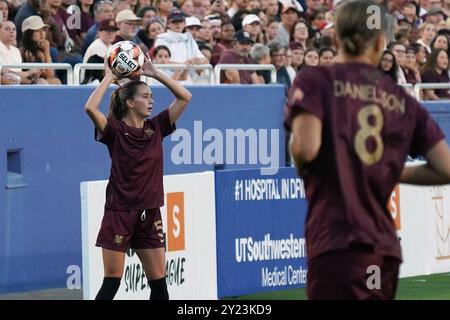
[107,41,145,78]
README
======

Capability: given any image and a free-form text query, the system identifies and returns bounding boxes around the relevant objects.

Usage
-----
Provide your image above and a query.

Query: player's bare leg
[95,249,125,300]
[136,248,168,300]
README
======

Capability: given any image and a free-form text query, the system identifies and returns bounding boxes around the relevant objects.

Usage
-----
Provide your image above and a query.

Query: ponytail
[108,80,148,120]
[336,0,387,56]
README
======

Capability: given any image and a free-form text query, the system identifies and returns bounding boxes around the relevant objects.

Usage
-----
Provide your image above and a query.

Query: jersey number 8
[354,104,384,166]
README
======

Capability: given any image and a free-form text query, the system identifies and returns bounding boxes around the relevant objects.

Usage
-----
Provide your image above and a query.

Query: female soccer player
[84,58,191,300]
[286,0,450,300]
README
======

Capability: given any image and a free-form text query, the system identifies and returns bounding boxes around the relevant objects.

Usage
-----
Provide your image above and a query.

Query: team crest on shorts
[114,235,124,246]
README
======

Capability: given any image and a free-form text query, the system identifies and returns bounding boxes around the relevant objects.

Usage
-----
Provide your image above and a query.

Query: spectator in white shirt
[0,20,43,84]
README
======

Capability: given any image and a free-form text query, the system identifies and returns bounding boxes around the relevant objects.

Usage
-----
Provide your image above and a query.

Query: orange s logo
[167,192,185,252]
[388,185,401,231]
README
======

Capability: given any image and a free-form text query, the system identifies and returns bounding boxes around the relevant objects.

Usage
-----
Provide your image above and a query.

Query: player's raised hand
[103,57,118,83]
[140,57,159,78]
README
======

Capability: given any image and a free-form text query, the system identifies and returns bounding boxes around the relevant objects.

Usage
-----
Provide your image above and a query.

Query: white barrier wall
[80,172,217,300]
[390,184,450,278]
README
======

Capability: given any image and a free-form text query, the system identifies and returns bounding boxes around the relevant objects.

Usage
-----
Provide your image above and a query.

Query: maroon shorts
[96,208,165,253]
[307,245,400,300]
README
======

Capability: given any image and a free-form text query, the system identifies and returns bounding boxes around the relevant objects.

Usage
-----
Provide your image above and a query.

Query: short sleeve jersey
[97,109,175,210]
[286,63,444,261]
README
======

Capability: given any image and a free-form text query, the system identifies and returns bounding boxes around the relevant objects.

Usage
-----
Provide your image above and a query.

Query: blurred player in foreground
[286,0,450,300]
[84,59,191,300]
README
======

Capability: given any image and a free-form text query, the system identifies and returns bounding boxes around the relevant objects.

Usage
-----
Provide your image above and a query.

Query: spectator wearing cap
[14,0,41,41]
[274,0,300,47]
[154,0,173,23]
[184,16,203,40]
[211,21,235,65]
[83,0,115,54]
[204,14,222,42]
[423,7,447,25]
[154,9,208,65]
[114,9,148,52]
[250,43,271,83]
[218,30,260,84]
[20,15,61,84]
[242,13,261,43]
[83,19,118,64]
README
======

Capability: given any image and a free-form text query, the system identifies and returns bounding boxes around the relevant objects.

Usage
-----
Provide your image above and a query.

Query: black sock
[95,277,121,300]
[148,277,169,300]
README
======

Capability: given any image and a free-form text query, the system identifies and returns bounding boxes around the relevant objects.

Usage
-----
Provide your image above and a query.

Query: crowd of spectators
[1,0,450,99]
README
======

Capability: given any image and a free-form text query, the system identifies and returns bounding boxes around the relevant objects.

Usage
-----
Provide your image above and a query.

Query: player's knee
[104,267,124,278]
[148,276,169,300]
[95,277,121,300]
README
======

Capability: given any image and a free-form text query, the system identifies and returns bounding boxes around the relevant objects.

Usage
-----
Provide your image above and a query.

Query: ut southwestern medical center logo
[170,121,280,175]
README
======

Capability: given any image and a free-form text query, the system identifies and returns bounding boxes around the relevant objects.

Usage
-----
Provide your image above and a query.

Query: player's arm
[141,59,192,125]
[400,140,450,185]
[290,112,322,172]
[84,60,117,132]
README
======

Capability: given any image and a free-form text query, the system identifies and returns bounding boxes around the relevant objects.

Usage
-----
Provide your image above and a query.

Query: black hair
[153,45,171,58]
[378,50,398,83]
[20,29,42,61]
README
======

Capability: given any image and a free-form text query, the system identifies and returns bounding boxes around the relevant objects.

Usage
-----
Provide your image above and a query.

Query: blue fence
[0,84,449,295]
[0,85,285,293]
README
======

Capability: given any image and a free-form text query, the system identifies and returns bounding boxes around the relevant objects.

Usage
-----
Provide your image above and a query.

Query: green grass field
[226,273,450,300]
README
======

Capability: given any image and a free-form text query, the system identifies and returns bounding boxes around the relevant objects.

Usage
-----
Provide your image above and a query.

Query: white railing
[214,64,277,84]
[0,63,73,85]
[399,83,415,97]
[73,63,104,85]
[72,63,215,85]
[413,83,450,101]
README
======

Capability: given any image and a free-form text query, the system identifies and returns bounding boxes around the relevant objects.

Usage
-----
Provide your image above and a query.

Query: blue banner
[215,167,308,298]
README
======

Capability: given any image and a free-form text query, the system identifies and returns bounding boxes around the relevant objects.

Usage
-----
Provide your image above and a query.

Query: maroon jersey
[421,69,450,99]
[286,63,444,261]
[97,109,175,210]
